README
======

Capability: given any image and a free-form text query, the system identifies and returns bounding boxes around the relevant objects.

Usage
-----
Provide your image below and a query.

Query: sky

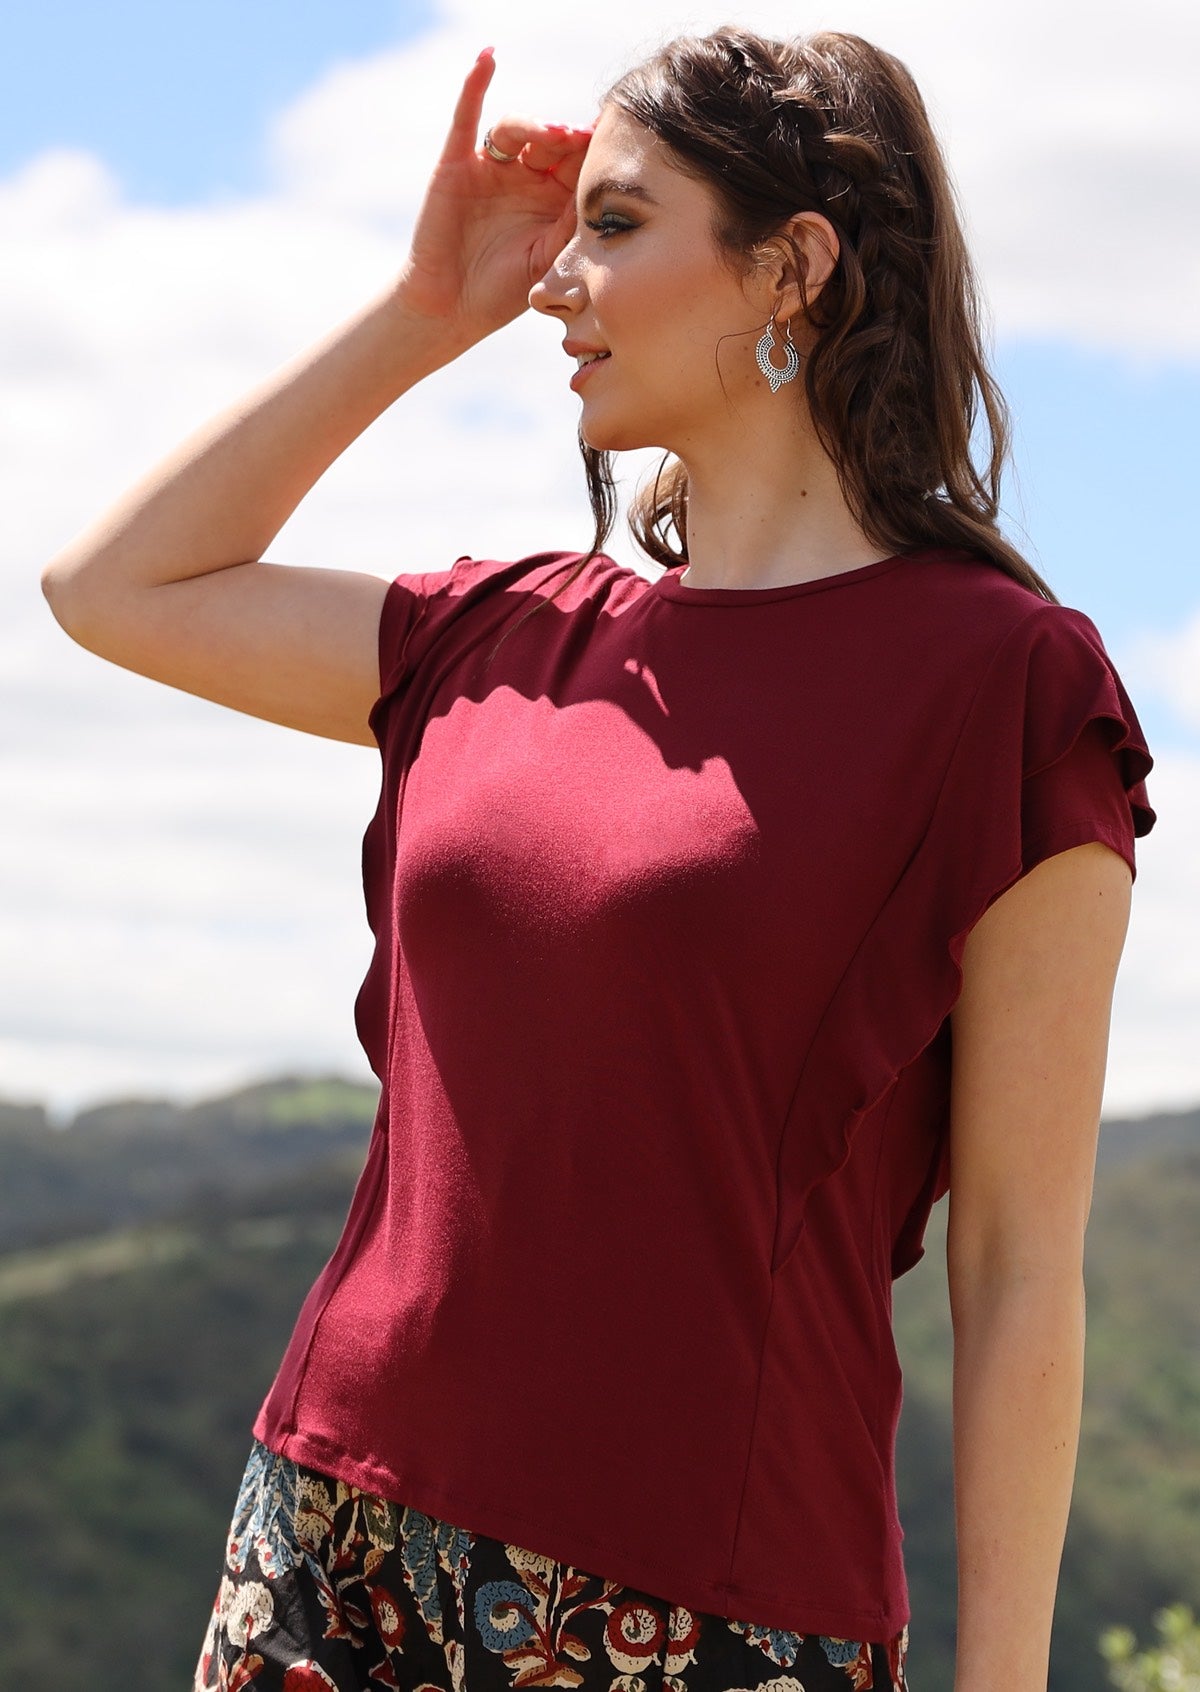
[3,0,1198,1119]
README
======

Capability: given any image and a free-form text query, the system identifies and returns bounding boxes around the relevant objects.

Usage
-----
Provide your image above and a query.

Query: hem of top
[650,552,912,604]
[1020,818,1137,883]
[254,1421,909,1643]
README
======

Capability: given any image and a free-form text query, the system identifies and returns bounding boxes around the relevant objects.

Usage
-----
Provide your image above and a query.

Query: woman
[41,27,1156,1692]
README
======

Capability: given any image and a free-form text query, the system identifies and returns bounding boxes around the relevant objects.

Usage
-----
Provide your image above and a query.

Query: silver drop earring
[755,315,800,393]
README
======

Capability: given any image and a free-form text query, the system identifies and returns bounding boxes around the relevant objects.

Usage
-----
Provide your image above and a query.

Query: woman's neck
[675,410,890,590]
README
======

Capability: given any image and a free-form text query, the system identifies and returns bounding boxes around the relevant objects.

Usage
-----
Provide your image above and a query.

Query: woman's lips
[569,354,610,392]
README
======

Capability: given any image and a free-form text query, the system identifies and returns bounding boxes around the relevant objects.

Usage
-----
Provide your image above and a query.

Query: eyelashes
[582,216,635,238]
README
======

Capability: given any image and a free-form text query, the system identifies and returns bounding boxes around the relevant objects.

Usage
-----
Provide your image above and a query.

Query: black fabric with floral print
[195,1442,910,1692]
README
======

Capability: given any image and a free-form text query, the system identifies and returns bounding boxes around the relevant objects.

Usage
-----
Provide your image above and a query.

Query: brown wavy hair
[494,22,1055,657]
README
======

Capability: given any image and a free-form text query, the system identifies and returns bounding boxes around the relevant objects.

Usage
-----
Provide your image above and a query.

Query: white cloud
[1126,609,1200,736]
[1103,747,1200,1115]
[2,0,1197,1113]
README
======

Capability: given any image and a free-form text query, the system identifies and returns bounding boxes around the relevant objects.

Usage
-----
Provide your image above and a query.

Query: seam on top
[765,602,1050,1279]
[723,1271,780,1598]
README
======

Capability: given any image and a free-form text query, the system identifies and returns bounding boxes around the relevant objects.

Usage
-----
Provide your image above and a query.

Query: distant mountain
[0,1074,378,1252]
[1096,1100,1200,1168]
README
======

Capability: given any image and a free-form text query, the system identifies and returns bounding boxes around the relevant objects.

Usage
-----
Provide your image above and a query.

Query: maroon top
[254,547,1156,1641]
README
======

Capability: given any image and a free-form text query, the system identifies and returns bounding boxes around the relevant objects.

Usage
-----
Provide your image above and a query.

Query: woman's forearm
[950,1269,1087,1692]
[41,278,469,613]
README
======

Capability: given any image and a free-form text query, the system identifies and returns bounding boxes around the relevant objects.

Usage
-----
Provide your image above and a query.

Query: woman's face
[529,104,775,456]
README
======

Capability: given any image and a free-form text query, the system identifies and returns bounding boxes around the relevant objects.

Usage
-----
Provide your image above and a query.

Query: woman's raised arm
[39,48,590,746]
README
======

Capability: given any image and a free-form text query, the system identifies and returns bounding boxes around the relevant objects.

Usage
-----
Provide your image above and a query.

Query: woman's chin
[579,414,661,455]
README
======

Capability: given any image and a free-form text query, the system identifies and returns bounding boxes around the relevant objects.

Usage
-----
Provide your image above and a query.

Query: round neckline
[651,551,910,604]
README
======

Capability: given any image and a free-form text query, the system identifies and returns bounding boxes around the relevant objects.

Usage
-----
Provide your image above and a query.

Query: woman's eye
[583,216,634,239]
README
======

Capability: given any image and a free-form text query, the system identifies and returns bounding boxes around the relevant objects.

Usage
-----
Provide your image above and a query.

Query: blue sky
[997,343,1197,754]
[0,0,431,204]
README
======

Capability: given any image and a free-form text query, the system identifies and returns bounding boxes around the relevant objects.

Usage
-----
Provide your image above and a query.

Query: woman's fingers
[522,128,593,182]
[439,48,497,166]
[438,43,592,181]
[541,136,591,193]
[437,49,593,190]
[479,117,593,178]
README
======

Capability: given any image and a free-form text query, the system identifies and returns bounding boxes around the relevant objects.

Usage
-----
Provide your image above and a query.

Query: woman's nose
[528,246,585,318]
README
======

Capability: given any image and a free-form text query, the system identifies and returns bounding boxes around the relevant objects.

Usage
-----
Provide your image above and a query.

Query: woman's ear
[758,211,840,318]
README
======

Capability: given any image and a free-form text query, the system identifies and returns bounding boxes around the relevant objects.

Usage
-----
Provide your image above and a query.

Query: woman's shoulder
[893,546,1106,655]
[432,548,639,603]
[376,549,640,695]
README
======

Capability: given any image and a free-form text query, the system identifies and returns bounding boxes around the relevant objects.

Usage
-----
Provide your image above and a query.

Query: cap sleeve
[371,550,590,724]
[771,600,1157,1274]
[375,555,473,703]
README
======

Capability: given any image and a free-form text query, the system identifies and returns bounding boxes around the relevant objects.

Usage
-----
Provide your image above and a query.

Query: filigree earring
[755,315,800,393]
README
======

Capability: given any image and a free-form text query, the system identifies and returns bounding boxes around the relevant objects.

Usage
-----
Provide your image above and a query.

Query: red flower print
[281,1662,339,1691]
[370,1586,407,1650]
[664,1604,702,1668]
[606,1599,667,1668]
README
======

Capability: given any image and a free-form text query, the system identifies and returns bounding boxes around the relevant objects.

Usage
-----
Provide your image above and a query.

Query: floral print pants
[195,1441,910,1692]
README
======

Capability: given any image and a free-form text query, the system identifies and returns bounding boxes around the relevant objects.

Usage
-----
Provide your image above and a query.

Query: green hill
[0,1077,1195,1691]
[0,1073,378,1251]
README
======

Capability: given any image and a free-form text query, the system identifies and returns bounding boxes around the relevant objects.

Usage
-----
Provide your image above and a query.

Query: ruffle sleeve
[771,601,1157,1275]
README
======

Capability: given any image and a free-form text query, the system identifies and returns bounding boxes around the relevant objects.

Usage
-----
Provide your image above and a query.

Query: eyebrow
[578,178,659,216]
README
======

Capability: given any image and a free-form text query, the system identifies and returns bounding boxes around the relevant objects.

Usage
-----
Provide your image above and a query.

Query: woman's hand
[395,49,593,343]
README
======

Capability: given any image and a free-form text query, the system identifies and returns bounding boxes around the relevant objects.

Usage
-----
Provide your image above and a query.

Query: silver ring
[482,130,520,164]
